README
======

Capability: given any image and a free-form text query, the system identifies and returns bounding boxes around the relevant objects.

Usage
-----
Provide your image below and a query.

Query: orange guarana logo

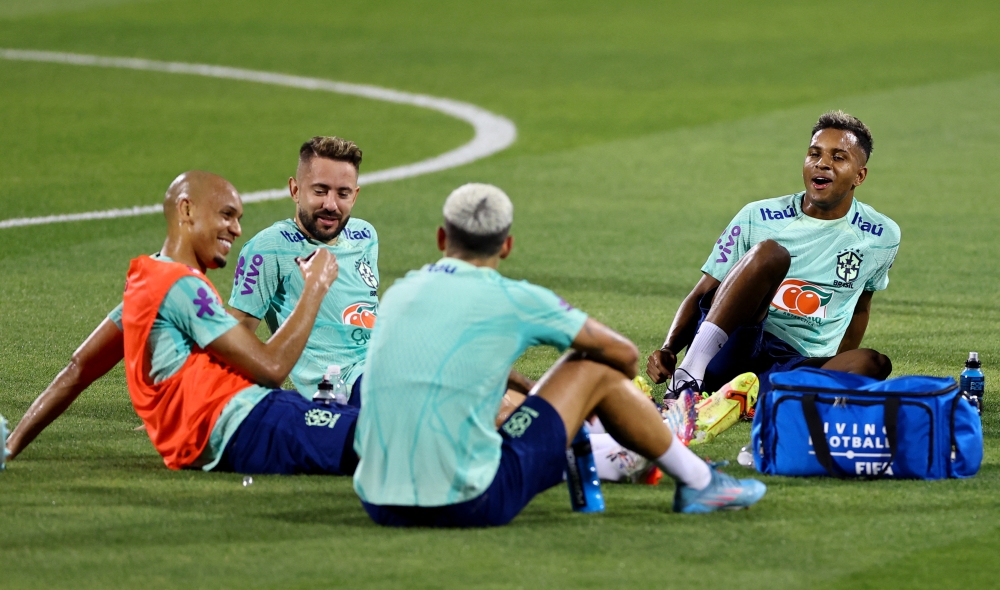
[342,302,377,328]
[771,279,833,318]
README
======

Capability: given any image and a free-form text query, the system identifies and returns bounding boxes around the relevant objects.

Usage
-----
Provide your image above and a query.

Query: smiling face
[801,128,868,218]
[289,157,360,244]
[189,183,243,270]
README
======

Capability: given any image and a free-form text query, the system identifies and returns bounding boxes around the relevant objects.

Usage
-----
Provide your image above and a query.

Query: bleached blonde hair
[442,183,513,255]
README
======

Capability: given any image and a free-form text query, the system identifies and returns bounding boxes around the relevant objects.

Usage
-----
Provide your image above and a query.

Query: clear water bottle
[1,413,9,472]
[960,352,985,414]
[330,366,349,405]
[565,423,605,513]
[312,367,335,405]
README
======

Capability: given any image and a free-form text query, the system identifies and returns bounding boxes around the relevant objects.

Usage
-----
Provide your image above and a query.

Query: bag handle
[802,394,900,480]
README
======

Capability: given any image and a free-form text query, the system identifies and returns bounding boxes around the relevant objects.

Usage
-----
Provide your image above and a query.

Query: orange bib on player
[122,255,255,470]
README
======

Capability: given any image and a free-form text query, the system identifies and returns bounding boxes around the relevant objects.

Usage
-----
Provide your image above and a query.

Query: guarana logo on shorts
[342,302,377,328]
[771,279,833,318]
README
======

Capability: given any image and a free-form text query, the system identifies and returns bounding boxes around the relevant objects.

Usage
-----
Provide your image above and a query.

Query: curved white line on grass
[0,48,517,229]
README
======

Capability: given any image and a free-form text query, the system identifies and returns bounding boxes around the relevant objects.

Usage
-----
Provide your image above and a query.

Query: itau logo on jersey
[356,259,378,289]
[342,302,377,328]
[771,279,833,318]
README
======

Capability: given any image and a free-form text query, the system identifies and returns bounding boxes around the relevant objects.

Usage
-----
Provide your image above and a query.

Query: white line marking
[0,48,517,229]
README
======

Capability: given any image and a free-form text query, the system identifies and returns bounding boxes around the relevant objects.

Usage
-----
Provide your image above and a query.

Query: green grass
[1,1,999,588]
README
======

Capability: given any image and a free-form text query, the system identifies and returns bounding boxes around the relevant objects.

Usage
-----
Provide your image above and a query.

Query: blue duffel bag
[751,368,982,479]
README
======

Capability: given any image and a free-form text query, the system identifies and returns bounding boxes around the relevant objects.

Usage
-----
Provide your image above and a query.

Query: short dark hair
[299,136,362,170]
[812,111,873,161]
[444,221,509,256]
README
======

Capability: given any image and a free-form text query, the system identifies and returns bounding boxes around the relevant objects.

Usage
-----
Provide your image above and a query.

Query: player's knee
[871,351,892,380]
[746,239,791,279]
[858,349,892,380]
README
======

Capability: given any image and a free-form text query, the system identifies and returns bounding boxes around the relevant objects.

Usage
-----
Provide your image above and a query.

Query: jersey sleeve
[510,281,589,351]
[864,244,898,292]
[162,276,239,348]
[700,204,756,282]
[227,238,281,319]
[108,302,124,331]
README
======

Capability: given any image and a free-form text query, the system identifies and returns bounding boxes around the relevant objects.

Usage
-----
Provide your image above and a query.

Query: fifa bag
[751,368,982,480]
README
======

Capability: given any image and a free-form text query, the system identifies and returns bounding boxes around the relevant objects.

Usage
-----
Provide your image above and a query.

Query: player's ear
[177,197,193,224]
[436,226,447,252]
[499,235,514,259]
[853,165,868,188]
[288,177,299,203]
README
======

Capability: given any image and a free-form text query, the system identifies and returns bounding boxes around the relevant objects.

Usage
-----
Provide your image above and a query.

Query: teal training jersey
[701,192,900,357]
[228,218,379,395]
[353,257,588,507]
[109,255,271,470]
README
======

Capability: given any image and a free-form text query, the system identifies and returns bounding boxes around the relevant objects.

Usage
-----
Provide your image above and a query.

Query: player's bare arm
[6,318,124,460]
[570,317,640,380]
[506,370,534,394]
[646,273,720,384]
[837,290,874,353]
[208,249,338,388]
[230,308,262,334]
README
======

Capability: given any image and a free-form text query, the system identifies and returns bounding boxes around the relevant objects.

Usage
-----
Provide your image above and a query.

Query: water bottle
[312,368,335,405]
[564,423,605,513]
[960,352,985,414]
[330,366,348,405]
[1,413,9,472]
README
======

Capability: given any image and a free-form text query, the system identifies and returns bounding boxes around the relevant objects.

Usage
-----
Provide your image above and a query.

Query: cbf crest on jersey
[835,249,863,288]
[356,259,378,289]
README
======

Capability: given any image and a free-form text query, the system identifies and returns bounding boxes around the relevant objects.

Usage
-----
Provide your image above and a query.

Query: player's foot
[662,368,702,406]
[673,467,766,513]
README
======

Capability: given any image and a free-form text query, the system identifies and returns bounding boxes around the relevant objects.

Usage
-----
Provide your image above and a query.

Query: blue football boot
[673,467,766,513]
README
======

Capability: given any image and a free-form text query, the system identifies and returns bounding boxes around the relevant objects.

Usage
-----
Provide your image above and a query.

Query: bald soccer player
[6,172,360,475]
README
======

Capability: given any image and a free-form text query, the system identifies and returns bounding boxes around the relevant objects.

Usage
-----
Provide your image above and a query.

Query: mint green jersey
[701,192,900,357]
[109,255,270,470]
[228,218,379,395]
[353,258,588,507]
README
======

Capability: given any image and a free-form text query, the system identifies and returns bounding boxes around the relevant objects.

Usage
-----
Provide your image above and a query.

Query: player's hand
[646,347,677,384]
[296,249,338,291]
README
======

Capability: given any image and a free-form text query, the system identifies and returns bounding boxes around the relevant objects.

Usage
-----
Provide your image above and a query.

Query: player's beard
[298,207,349,242]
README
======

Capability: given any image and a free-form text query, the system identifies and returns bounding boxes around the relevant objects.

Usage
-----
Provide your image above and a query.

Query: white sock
[654,433,712,490]
[591,432,650,482]
[675,321,728,386]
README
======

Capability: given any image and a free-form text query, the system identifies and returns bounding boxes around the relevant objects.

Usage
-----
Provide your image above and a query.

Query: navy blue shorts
[361,395,567,528]
[698,288,813,394]
[216,389,360,475]
[347,374,363,409]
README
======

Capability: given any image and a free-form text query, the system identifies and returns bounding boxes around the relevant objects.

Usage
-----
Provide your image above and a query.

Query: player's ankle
[654,433,711,491]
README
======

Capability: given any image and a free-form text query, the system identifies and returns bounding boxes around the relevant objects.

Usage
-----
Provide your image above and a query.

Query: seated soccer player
[6,171,358,475]
[228,136,378,405]
[353,183,767,527]
[647,111,899,399]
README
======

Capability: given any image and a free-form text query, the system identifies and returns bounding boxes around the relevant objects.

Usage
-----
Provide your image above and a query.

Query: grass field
[1,1,999,588]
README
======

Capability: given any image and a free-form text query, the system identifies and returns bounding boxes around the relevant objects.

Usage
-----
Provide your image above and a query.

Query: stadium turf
[1,1,998,588]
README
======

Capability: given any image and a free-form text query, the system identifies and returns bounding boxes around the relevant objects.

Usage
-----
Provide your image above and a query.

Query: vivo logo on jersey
[850,212,884,237]
[240,254,264,295]
[759,205,797,221]
[343,227,372,240]
[280,230,307,243]
[715,225,742,263]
